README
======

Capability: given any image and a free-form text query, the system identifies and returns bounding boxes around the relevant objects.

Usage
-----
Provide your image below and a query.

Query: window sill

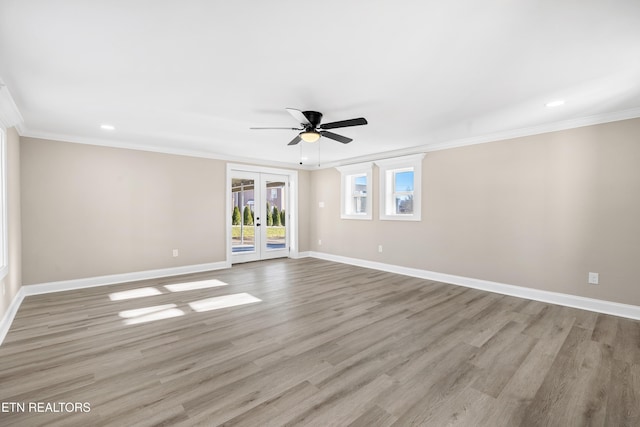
[379,214,421,221]
[340,214,372,220]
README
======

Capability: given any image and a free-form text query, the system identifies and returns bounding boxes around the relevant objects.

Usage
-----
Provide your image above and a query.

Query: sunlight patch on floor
[118,303,185,325]
[188,293,261,313]
[164,279,229,292]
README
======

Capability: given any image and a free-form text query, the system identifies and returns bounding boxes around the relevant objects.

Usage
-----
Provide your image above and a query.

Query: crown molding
[0,84,23,129]
[17,127,316,171]
[373,153,425,167]
[16,106,640,171]
[319,106,640,169]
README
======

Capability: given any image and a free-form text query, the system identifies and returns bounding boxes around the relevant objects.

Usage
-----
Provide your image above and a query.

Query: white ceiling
[1,1,640,168]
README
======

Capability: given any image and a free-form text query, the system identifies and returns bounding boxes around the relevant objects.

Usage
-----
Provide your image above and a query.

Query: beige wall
[0,127,22,319]
[20,138,309,286]
[16,117,640,306]
[21,138,228,285]
[310,118,640,306]
[297,169,311,253]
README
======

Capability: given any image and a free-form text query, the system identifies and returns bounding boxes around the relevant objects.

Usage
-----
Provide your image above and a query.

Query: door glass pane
[232,178,255,253]
[265,180,286,250]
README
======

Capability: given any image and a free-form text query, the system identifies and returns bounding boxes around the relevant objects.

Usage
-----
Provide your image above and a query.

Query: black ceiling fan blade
[320,117,368,130]
[286,108,311,126]
[321,131,352,144]
[250,127,302,130]
[287,135,302,146]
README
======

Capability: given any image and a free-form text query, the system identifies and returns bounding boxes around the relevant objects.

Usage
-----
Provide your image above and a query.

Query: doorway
[227,165,297,264]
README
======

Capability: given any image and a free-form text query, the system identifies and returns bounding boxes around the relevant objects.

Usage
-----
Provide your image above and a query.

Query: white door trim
[226,163,299,265]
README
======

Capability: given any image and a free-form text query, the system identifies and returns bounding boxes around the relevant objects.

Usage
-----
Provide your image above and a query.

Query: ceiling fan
[251,108,368,145]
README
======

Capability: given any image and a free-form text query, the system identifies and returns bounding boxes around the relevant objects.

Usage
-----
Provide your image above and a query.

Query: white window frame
[376,153,425,221]
[0,128,7,280]
[336,162,373,220]
[0,82,23,280]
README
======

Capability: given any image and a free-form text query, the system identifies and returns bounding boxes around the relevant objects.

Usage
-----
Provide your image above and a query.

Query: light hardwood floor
[0,258,639,426]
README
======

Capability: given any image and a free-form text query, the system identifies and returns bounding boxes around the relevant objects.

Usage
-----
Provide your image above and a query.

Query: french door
[231,171,289,263]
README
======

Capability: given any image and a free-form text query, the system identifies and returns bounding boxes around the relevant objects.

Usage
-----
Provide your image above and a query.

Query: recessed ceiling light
[100,124,115,130]
[545,100,565,108]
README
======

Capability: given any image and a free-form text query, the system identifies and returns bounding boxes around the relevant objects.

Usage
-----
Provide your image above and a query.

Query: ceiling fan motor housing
[302,111,323,128]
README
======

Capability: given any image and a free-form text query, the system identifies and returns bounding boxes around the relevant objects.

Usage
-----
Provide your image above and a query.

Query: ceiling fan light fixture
[300,131,321,143]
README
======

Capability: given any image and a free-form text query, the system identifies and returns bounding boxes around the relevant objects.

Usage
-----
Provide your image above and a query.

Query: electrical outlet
[378,245,383,253]
[172,249,179,257]
[588,272,599,285]
[319,201,325,208]
[318,239,322,246]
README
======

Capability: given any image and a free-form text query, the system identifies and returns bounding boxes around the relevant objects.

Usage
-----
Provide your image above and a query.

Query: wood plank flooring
[0,258,639,426]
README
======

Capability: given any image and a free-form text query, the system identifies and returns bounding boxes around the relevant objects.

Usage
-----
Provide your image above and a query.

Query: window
[0,128,6,280]
[376,153,425,221]
[336,162,373,220]
[0,82,21,280]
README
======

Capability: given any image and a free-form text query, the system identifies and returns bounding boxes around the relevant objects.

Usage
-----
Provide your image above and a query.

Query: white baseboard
[291,251,311,259]
[3,254,639,348]
[0,261,229,347]
[308,251,640,320]
[0,287,26,346]
[22,261,229,296]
